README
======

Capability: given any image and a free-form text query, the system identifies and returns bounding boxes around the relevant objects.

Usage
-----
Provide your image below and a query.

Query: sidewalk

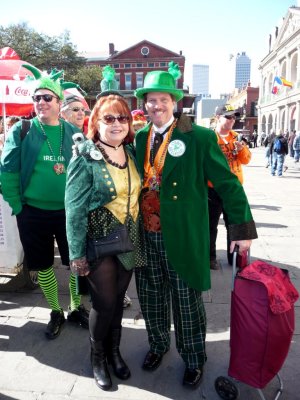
[0,147,299,400]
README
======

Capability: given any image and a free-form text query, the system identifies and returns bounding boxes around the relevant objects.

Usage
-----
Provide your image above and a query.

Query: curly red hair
[87,95,135,144]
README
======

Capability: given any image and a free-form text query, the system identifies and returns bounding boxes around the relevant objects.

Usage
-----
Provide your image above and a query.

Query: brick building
[227,82,259,132]
[81,40,195,112]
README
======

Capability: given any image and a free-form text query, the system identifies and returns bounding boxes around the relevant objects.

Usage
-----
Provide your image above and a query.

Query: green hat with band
[135,61,184,102]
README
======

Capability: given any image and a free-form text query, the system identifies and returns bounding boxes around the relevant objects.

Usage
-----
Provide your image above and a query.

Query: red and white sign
[0,47,35,117]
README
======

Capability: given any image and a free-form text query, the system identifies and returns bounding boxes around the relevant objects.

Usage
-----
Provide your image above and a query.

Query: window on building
[137,63,143,68]
[148,63,154,67]
[160,62,167,67]
[125,74,132,90]
[113,64,119,69]
[251,101,258,117]
[115,73,120,87]
[136,73,143,88]
[125,63,131,68]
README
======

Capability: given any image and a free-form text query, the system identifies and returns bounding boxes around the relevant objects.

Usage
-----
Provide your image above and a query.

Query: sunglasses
[32,94,58,103]
[100,115,129,125]
[224,115,236,120]
[70,107,86,112]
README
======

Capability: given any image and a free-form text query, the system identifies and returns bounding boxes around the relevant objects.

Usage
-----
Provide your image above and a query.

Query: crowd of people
[5,60,288,393]
[262,128,300,176]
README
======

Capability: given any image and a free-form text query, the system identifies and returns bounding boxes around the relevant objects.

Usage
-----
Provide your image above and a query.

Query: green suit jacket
[65,140,139,261]
[135,115,257,292]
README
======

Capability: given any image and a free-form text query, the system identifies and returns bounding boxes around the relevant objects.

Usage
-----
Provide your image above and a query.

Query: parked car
[234,129,254,148]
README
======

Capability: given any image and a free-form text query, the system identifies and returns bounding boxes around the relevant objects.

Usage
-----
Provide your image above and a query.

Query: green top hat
[135,61,184,102]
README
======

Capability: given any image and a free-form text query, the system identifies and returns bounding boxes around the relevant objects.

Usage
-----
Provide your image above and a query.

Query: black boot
[90,337,112,390]
[107,328,131,380]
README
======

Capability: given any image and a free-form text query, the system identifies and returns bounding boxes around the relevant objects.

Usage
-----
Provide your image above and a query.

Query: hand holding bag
[86,155,134,262]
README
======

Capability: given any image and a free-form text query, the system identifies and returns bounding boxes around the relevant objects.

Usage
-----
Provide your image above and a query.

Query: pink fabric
[228,262,298,388]
[238,260,299,314]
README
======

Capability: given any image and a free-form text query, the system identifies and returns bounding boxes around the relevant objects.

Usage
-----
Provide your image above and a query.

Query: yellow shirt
[105,156,141,223]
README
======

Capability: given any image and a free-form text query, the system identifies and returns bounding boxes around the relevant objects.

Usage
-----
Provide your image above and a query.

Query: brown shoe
[210,260,220,270]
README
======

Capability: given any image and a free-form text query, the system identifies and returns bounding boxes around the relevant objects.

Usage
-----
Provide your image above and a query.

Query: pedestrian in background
[252,130,258,148]
[293,130,300,162]
[60,95,86,132]
[134,62,257,389]
[288,129,296,158]
[0,66,89,340]
[5,116,20,133]
[270,130,288,177]
[263,130,275,167]
[209,105,252,269]
[131,109,148,132]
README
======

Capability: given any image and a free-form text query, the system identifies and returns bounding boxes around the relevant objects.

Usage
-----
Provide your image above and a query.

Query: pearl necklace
[38,119,65,175]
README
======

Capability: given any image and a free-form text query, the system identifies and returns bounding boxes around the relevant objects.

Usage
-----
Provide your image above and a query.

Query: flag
[271,76,293,94]
[272,76,282,94]
[280,77,293,88]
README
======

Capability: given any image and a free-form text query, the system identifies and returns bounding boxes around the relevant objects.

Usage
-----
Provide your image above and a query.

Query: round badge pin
[168,140,186,157]
[90,149,103,160]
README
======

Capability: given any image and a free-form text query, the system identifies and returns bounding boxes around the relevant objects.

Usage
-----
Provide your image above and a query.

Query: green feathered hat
[97,65,121,99]
[22,64,85,100]
[135,61,184,102]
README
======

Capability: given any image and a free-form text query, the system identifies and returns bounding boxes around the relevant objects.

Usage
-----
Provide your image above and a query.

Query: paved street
[0,146,299,400]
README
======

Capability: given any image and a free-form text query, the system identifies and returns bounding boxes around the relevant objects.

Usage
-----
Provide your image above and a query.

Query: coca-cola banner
[0,80,33,104]
[0,47,35,116]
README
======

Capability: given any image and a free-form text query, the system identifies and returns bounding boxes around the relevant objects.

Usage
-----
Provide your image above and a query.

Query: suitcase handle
[232,245,250,291]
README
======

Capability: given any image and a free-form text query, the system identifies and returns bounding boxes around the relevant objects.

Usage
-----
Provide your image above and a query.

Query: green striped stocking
[38,267,61,311]
[69,274,81,311]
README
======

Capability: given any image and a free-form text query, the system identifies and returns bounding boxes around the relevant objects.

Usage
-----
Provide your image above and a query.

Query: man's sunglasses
[224,115,236,120]
[100,115,129,125]
[70,107,86,112]
[32,94,58,103]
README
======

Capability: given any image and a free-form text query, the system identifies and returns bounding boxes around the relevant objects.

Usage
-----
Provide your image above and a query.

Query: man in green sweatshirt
[0,67,89,339]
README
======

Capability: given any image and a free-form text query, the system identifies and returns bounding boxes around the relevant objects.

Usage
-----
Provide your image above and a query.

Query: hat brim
[135,87,184,102]
[96,90,124,99]
[220,110,240,117]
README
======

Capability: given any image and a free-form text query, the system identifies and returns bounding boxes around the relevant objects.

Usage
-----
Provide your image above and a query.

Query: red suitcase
[215,252,299,400]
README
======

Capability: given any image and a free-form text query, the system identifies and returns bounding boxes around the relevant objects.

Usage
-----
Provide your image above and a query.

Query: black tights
[87,256,133,341]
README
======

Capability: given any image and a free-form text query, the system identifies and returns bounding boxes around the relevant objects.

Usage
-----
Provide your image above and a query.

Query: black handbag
[86,155,134,262]
[75,275,90,296]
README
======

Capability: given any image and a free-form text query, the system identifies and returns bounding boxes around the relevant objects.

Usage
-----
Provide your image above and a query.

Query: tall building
[192,64,209,95]
[235,52,251,89]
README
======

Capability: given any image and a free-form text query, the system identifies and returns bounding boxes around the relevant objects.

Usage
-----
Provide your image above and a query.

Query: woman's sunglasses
[32,94,58,103]
[224,115,236,120]
[70,107,86,112]
[100,115,129,125]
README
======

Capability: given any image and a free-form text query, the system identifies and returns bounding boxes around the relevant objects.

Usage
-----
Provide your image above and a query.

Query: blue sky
[0,0,296,96]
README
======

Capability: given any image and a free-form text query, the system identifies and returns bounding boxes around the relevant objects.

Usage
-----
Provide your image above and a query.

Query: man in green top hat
[134,62,258,388]
[0,66,89,340]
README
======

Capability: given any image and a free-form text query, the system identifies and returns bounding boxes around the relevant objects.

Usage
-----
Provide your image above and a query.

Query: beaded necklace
[97,143,127,169]
[148,119,177,191]
[38,119,65,175]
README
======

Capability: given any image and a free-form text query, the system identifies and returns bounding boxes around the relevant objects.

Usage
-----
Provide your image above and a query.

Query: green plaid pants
[135,231,207,369]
